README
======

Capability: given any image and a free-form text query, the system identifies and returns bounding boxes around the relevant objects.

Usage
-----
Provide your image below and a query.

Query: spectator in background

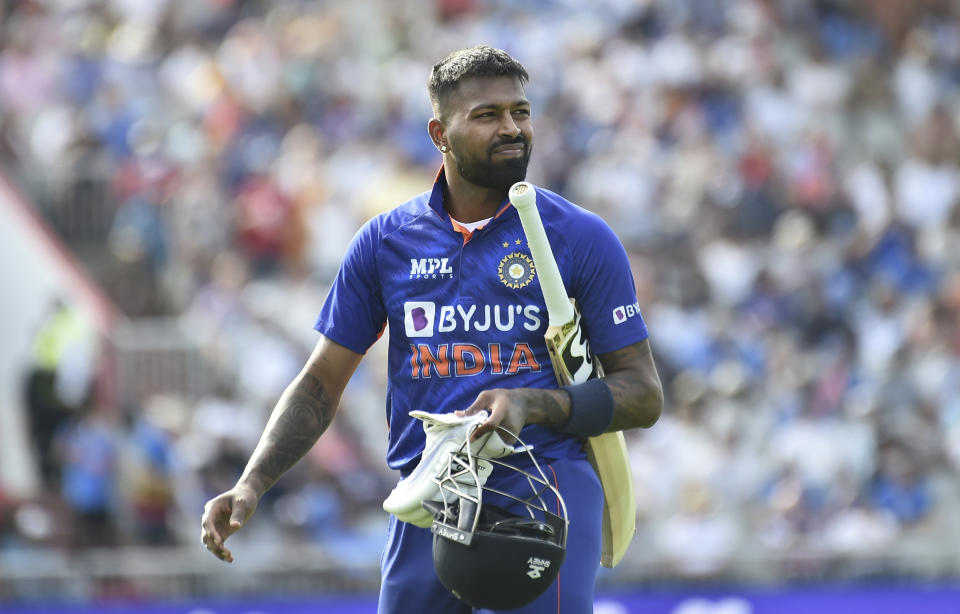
[23,300,98,488]
[53,406,119,551]
[869,439,932,527]
[118,395,186,546]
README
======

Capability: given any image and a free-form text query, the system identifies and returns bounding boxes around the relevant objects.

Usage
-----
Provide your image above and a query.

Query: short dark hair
[428,45,529,118]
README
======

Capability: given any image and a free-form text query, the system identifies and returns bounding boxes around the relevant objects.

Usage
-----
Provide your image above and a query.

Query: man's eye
[513,109,530,117]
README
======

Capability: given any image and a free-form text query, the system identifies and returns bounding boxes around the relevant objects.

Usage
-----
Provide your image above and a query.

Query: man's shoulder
[534,186,612,237]
[363,190,435,238]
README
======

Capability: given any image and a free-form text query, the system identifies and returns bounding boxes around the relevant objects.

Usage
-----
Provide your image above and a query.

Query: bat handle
[509,182,575,325]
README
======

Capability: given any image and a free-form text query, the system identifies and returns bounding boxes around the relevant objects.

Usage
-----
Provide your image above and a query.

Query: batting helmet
[422,425,568,610]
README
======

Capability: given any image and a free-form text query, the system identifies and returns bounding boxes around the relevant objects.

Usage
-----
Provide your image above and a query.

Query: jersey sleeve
[565,212,648,355]
[314,217,387,354]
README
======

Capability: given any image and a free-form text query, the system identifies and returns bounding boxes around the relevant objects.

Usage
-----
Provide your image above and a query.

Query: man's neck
[442,168,508,223]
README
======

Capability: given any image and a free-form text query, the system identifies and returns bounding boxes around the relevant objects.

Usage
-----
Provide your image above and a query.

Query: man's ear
[428,118,448,152]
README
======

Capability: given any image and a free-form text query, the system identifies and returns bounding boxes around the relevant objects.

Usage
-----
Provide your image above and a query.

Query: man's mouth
[492,143,525,156]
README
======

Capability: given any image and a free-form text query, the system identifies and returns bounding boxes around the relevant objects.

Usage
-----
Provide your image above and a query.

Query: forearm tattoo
[600,344,662,431]
[245,373,334,493]
[526,389,570,430]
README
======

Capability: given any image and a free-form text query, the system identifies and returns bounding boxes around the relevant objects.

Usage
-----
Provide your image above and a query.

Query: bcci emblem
[498,252,536,289]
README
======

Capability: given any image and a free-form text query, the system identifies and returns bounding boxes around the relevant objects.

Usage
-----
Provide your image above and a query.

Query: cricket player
[201,45,663,613]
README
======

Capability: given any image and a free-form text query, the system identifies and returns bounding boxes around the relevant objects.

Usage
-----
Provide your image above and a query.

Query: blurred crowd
[3,0,960,587]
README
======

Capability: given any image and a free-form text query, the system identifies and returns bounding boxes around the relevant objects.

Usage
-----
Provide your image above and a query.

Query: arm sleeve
[565,213,648,355]
[313,217,387,354]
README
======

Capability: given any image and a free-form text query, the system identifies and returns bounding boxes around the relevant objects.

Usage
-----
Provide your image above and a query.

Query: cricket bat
[508,181,636,568]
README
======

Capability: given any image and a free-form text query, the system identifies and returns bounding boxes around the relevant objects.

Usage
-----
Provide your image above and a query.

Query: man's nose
[499,115,521,138]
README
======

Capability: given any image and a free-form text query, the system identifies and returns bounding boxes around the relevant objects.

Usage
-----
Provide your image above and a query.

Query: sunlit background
[2,0,960,612]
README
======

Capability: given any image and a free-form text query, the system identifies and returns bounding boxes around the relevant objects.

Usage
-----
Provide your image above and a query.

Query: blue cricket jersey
[315,169,649,475]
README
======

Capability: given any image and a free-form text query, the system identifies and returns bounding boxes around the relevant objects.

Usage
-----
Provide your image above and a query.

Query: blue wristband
[560,378,615,437]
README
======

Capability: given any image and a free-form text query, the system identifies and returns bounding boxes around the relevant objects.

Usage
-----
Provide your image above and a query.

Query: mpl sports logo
[410,257,454,280]
[612,300,641,325]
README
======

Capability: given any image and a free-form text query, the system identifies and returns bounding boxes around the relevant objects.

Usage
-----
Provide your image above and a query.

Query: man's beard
[452,136,532,191]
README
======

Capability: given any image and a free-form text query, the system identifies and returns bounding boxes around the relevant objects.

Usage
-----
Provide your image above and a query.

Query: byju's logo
[402,301,542,338]
[410,258,454,280]
[612,301,641,325]
[404,301,435,337]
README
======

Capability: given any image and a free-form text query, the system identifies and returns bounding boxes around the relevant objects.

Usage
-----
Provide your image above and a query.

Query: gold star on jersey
[498,252,536,289]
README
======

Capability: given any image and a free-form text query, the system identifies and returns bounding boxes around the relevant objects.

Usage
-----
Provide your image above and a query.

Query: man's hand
[456,388,570,442]
[200,485,258,563]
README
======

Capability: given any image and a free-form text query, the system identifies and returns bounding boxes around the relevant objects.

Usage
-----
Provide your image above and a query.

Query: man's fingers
[203,532,234,562]
[200,527,234,562]
[200,510,223,548]
[229,504,248,528]
[455,401,485,418]
[207,528,223,549]
[201,494,248,563]
[200,529,220,550]
[456,389,524,441]
[469,407,505,441]
[200,515,225,551]
[457,389,501,417]
[490,419,519,444]
[469,421,492,440]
